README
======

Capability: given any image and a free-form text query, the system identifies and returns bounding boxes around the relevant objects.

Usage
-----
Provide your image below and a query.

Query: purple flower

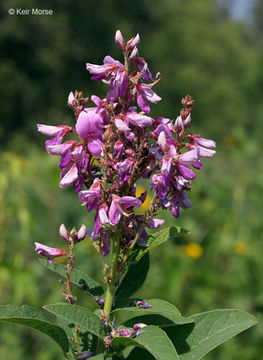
[187,135,216,158]
[131,56,152,82]
[165,191,192,218]
[115,158,135,182]
[76,108,104,142]
[109,195,142,226]
[146,218,165,229]
[46,140,76,156]
[174,148,200,181]
[60,163,79,188]
[111,69,127,98]
[118,329,133,337]
[152,173,167,200]
[34,242,66,264]
[37,124,72,137]
[178,148,200,165]
[86,62,114,81]
[161,156,172,179]
[137,301,152,309]
[95,203,109,232]
[126,113,153,128]
[137,84,161,114]
[79,179,101,212]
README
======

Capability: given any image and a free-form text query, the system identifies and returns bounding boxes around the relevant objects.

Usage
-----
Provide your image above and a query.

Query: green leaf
[112,298,193,327]
[111,325,179,360]
[58,316,99,354]
[116,252,150,299]
[44,303,106,340]
[40,259,104,298]
[165,309,257,360]
[124,314,192,328]
[135,227,190,262]
[0,305,69,353]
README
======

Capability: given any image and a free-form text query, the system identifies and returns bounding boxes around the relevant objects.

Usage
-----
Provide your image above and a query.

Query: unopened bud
[127,34,140,50]
[129,46,139,60]
[115,30,126,49]
[59,224,70,243]
[68,91,75,107]
[77,224,86,242]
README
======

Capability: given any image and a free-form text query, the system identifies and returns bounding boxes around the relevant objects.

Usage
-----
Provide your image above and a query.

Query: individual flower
[146,218,165,229]
[136,84,161,114]
[187,135,216,158]
[152,173,167,200]
[76,108,104,156]
[79,179,101,212]
[37,124,72,147]
[109,195,142,226]
[34,242,66,264]
[137,300,152,309]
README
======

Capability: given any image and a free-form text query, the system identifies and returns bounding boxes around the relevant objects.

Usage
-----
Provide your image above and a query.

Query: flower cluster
[104,322,147,350]
[36,30,215,260]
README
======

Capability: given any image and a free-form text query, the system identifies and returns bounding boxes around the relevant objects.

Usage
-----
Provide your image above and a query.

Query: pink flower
[126,113,153,127]
[109,195,142,226]
[79,179,101,212]
[34,242,66,264]
[137,84,161,114]
[76,108,104,139]
[60,163,79,188]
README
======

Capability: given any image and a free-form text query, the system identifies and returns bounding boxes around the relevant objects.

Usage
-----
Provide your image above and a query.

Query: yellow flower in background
[136,185,151,211]
[233,241,248,255]
[184,242,203,259]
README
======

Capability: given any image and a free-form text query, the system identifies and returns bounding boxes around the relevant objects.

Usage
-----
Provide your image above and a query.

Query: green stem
[103,231,121,320]
[118,225,145,271]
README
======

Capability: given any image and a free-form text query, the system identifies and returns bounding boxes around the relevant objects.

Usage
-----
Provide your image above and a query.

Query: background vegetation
[1,0,263,358]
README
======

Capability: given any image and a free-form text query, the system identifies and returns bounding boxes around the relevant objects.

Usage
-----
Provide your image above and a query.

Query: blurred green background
[1,0,263,358]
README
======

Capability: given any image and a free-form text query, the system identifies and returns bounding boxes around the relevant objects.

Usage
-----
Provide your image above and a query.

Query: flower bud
[127,34,140,50]
[59,224,70,243]
[133,323,147,330]
[129,46,139,60]
[136,300,152,309]
[113,140,124,159]
[115,30,126,49]
[68,91,75,107]
[77,224,87,242]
